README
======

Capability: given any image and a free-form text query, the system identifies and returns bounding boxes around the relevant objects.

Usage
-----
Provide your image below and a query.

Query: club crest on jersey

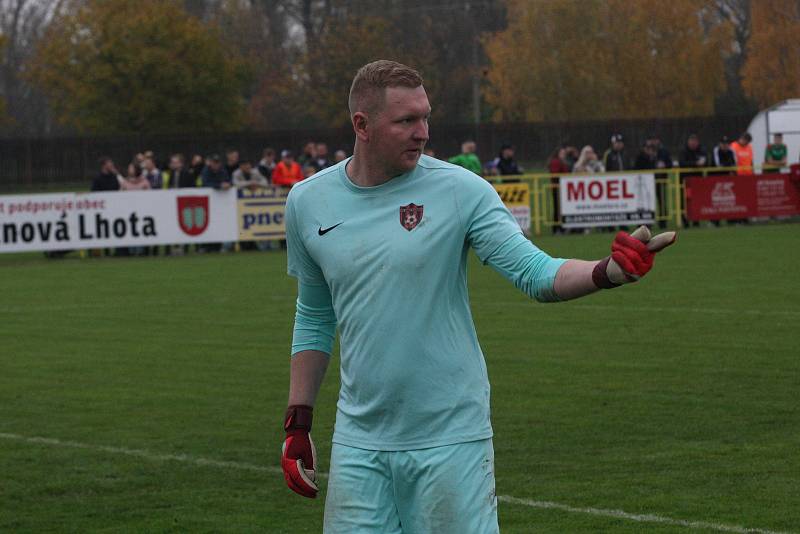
[399,203,424,231]
[177,196,209,236]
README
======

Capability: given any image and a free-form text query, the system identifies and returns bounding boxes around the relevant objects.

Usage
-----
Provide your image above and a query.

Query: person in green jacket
[448,140,482,176]
[764,133,788,171]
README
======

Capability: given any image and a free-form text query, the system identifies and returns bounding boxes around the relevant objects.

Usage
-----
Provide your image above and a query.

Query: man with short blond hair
[280,60,676,533]
[347,59,423,116]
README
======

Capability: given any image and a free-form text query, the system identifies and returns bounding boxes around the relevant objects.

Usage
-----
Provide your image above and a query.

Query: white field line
[0,432,291,477]
[1,432,793,534]
[497,496,792,534]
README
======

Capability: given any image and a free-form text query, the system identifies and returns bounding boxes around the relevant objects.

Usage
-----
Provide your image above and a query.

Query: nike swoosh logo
[318,222,343,236]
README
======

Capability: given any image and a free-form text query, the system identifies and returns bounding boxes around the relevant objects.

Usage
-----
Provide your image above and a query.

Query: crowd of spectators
[94,133,793,197]
[442,131,794,181]
[539,131,773,177]
[91,141,350,195]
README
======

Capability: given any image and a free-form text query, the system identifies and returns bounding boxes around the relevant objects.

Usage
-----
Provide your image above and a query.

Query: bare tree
[278,0,506,126]
[0,0,68,135]
[712,0,755,114]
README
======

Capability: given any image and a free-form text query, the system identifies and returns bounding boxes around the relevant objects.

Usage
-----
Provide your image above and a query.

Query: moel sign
[559,174,656,228]
[565,179,635,201]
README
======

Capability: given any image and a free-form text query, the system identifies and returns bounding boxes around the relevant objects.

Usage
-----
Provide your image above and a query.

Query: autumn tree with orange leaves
[741,0,800,107]
[484,0,729,121]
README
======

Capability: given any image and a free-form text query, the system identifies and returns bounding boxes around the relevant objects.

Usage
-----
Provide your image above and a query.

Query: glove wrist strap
[592,256,620,289]
[284,405,313,432]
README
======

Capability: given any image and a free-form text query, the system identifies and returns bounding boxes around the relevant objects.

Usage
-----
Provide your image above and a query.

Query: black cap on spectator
[209,154,221,162]
[611,134,623,143]
[281,149,293,158]
[720,135,730,143]
[500,143,513,150]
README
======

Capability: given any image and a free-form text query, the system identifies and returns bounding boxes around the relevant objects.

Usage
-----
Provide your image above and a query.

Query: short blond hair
[348,60,424,116]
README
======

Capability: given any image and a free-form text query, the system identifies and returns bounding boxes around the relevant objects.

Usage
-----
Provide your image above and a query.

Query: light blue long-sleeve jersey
[286,155,565,451]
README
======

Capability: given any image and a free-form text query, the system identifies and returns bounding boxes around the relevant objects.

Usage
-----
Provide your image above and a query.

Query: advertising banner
[559,174,656,228]
[685,173,800,221]
[0,188,237,253]
[237,187,289,240]
[493,182,530,232]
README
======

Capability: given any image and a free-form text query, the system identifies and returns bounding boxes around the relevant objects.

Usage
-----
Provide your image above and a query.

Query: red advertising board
[685,172,800,221]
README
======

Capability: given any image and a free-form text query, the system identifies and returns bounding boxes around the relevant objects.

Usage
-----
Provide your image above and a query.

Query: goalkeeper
[281,60,676,534]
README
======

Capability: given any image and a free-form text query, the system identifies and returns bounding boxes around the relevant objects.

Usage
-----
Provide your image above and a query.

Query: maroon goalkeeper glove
[593,226,676,288]
[281,405,319,498]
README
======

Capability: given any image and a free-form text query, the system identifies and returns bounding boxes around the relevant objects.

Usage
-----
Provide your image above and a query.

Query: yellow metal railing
[488,164,782,235]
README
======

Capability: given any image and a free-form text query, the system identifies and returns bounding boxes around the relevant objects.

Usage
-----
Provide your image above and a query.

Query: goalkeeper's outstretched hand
[281,405,319,498]
[593,226,677,288]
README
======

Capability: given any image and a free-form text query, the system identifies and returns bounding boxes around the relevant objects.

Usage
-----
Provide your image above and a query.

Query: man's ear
[352,111,369,143]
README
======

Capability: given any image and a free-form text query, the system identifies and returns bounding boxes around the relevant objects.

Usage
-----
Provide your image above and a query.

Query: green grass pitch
[1,224,798,533]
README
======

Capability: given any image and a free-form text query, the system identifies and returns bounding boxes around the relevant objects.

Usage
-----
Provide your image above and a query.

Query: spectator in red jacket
[548,146,570,174]
[272,150,304,187]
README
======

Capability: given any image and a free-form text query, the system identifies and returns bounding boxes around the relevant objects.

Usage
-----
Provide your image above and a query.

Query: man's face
[502,147,514,159]
[170,157,182,170]
[316,143,328,157]
[240,162,252,173]
[613,141,624,151]
[143,158,155,171]
[368,85,430,175]
[774,135,783,144]
[209,160,221,171]
[688,138,699,150]
[739,136,749,146]
[227,151,239,165]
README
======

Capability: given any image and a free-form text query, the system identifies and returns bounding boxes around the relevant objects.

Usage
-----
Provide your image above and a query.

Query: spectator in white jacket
[232,160,269,191]
[572,145,606,173]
